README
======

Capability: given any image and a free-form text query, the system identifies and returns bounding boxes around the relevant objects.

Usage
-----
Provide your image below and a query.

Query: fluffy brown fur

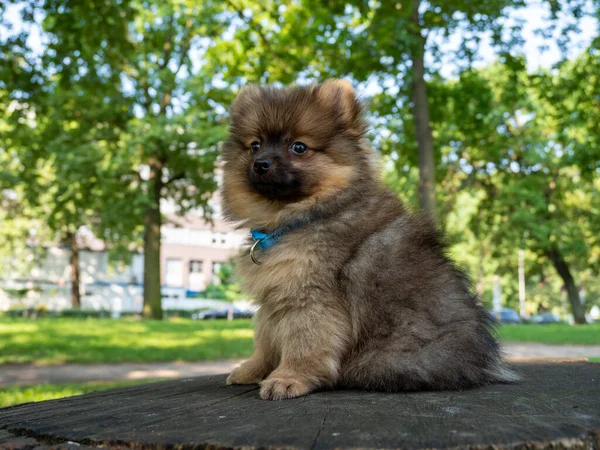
[222,79,517,401]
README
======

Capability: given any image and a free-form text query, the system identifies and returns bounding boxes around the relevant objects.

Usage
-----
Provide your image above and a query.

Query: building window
[188,260,205,292]
[165,258,183,287]
[189,260,203,274]
[211,233,227,246]
[211,262,223,284]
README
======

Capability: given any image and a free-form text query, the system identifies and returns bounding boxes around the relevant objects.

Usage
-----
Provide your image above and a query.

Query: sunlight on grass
[499,324,600,345]
[3,318,598,366]
[0,317,255,364]
[0,380,154,408]
[0,323,39,333]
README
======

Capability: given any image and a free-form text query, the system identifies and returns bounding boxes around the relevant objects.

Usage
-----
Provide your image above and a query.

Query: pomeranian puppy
[221,79,516,400]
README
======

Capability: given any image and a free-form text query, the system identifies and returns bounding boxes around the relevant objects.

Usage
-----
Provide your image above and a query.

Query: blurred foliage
[1,0,230,317]
[0,0,598,321]
[431,51,600,322]
[203,259,243,302]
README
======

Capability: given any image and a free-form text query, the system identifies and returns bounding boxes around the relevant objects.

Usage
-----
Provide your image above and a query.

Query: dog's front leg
[227,310,275,385]
[259,306,349,400]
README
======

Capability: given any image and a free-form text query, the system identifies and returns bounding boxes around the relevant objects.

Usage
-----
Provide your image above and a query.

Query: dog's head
[221,79,370,228]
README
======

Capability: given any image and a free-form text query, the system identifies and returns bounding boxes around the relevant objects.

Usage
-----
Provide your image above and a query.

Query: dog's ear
[315,79,364,134]
[230,85,261,125]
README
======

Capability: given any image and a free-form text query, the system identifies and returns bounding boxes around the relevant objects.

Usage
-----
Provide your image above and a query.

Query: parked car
[192,307,255,320]
[531,312,562,324]
[231,307,255,319]
[192,309,227,320]
[489,308,521,324]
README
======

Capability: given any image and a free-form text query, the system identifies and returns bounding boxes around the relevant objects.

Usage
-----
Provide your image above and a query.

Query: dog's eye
[251,141,260,152]
[291,142,308,155]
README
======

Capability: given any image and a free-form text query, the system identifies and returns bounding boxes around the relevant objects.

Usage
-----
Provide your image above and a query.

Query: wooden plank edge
[2,425,599,450]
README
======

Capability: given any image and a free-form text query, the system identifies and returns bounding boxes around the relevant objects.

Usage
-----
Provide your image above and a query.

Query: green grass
[0,380,152,408]
[0,317,254,365]
[498,323,600,345]
[1,318,599,367]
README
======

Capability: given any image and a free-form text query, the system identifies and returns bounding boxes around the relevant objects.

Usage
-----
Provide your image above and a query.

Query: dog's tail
[485,361,521,384]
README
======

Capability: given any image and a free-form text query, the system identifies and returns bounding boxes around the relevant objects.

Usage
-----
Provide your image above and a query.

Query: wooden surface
[1,361,599,450]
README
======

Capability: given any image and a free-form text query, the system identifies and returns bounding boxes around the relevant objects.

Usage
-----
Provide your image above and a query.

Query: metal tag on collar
[250,239,263,265]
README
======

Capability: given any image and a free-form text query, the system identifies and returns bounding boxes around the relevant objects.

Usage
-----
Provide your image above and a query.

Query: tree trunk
[410,0,436,216]
[546,246,586,324]
[142,157,164,320]
[67,231,81,308]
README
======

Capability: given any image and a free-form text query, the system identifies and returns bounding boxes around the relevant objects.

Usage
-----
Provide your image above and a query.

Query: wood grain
[1,362,599,449]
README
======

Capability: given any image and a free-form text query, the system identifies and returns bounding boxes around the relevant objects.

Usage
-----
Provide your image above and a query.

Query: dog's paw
[226,365,264,385]
[259,376,312,400]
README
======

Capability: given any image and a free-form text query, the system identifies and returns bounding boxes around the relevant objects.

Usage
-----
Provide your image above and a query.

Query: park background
[0,0,599,407]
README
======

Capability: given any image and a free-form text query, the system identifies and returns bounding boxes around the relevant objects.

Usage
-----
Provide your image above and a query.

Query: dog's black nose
[253,159,272,175]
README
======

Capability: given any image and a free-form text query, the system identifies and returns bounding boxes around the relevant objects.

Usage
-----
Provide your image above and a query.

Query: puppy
[222,80,516,400]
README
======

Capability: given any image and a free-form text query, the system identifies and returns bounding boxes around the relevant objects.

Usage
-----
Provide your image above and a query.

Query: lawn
[0,380,153,408]
[0,317,254,365]
[1,318,599,366]
[498,323,600,345]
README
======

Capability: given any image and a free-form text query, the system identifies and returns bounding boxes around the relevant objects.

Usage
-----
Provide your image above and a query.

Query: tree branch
[160,18,193,116]
[141,79,153,112]
[130,169,143,182]
[174,18,193,77]
[165,172,185,185]
[159,14,176,71]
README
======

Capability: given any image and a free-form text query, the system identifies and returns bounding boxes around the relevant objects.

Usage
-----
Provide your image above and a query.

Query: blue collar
[250,228,282,251]
[250,213,321,252]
